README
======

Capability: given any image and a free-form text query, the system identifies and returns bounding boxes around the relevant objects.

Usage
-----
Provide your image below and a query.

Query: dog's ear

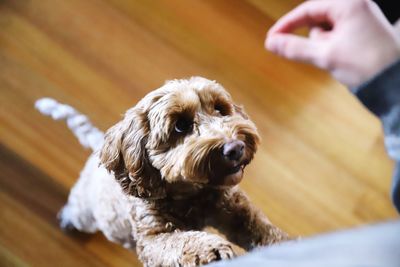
[99,106,166,199]
[234,104,249,120]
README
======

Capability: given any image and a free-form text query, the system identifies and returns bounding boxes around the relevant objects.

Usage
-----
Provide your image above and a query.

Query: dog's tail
[35,98,104,151]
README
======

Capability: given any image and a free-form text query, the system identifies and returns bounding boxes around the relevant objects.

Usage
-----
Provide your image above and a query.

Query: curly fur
[37,77,289,266]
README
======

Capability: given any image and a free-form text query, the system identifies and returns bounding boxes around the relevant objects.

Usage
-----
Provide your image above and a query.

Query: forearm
[353,59,400,211]
[216,188,289,250]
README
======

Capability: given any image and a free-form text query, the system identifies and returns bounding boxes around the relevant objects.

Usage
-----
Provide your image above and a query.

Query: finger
[309,26,329,39]
[266,33,325,68]
[268,0,335,36]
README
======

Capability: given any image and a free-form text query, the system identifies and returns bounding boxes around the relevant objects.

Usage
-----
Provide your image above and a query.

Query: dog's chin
[220,166,244,186]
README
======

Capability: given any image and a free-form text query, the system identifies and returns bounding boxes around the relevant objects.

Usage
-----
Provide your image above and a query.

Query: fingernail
[266,37,277,52]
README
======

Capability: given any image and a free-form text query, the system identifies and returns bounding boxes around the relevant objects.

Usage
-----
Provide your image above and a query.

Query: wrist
[361,32,400,88]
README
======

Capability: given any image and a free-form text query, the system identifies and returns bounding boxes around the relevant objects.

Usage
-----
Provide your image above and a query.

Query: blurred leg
[210,220,400,267]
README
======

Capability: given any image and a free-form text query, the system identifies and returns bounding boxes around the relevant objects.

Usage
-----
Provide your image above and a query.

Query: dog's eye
[214,103,229,116]
[175,117,193,134]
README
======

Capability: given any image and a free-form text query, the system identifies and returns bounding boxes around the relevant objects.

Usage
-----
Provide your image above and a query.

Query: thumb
[266,33,325,68]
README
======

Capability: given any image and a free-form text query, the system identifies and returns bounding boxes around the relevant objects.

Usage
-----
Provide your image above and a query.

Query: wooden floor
[0,0,398,266]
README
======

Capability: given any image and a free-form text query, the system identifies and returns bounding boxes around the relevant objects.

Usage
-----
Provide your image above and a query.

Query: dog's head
[100,77,260,199]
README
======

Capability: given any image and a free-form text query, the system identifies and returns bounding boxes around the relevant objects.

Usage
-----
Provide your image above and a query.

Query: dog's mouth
[227,164,244,175]
[209,160,249,187]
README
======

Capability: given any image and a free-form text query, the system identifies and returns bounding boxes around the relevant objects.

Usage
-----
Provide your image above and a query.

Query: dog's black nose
[222,140,245,161]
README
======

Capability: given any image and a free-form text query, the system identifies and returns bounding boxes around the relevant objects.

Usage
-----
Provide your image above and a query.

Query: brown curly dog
[36,77,289,267]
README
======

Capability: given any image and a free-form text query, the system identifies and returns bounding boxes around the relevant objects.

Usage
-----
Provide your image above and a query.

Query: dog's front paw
[180,238,235,266]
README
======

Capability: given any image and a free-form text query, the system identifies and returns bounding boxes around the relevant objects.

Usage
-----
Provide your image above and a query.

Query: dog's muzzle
[209,140,249,186]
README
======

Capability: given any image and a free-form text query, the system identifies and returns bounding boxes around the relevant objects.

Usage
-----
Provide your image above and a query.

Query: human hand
[266,0,400,88]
